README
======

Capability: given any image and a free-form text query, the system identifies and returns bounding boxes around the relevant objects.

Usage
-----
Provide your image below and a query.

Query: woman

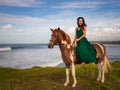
[73,17,97,64]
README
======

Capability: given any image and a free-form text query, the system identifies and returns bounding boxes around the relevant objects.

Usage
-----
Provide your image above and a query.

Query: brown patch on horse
[92,43,105,63]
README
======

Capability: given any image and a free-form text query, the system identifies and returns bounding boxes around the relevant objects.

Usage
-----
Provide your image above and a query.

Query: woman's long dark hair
[77,17,87,29]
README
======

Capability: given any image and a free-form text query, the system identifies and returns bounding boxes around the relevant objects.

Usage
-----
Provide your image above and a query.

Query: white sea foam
[0,47,11,51]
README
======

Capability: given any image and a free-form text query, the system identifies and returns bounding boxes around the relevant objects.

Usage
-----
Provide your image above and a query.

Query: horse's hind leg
[97,62,105,83]
[97,62,102,81]
[101,61,105,83]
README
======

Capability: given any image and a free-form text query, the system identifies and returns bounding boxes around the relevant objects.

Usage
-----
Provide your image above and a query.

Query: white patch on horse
[67,44,70,49]
[61,40,70,49]
[61,40,67,44]
[70,53,74,62]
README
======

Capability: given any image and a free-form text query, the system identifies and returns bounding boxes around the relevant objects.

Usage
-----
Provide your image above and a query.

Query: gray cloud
[52,1,105,9]
[0,13,46,24]
[0,0,44,7]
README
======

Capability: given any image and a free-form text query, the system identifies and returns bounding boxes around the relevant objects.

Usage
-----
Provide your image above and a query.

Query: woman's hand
[76,39,80,42]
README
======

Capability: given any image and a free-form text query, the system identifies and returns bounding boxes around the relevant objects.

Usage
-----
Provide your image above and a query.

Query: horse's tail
[104,53,112,73]
[100,43,112,73]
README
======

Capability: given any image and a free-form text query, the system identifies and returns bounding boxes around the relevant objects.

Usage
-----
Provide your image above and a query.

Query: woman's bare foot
[81,62,85,65]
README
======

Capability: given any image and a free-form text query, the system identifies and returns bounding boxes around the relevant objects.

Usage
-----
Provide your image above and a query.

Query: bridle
[49,29,67,46]
[49,29,60,46]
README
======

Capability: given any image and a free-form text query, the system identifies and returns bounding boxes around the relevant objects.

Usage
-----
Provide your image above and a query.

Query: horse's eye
[51,35,57,37]
[51,33,58,38]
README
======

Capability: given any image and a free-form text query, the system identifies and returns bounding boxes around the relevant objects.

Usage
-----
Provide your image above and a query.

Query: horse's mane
[59,30,71,44]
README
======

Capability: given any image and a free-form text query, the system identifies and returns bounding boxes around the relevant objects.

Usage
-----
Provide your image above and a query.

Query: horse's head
[48,27,60,48]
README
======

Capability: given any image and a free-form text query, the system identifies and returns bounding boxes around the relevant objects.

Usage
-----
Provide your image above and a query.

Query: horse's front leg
[71,62,77,87]
[64,68,70,86]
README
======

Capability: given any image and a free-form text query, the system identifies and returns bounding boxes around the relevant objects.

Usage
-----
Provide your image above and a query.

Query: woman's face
[78,18,83,26]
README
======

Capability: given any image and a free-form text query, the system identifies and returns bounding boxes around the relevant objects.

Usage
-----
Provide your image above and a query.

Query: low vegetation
[0,61,120,90]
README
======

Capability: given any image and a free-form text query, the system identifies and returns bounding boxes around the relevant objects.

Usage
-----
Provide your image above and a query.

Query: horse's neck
[59,32,71,45]
[57,31,72,52]
[60,40,71,49]
[59,36,72,50]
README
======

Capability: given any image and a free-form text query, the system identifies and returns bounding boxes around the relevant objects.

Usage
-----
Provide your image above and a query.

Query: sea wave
[0,47,11,51]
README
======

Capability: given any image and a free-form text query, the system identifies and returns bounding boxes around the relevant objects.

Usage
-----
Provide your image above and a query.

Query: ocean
[0,44,120,69]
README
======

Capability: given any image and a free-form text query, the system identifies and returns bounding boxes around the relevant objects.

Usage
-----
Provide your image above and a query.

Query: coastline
[90,41,120,44]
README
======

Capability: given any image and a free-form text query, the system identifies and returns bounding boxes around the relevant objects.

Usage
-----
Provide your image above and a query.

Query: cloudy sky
[0,0,120,44]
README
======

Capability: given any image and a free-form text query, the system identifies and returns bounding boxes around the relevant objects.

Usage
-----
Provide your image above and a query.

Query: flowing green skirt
[76,38,97,63]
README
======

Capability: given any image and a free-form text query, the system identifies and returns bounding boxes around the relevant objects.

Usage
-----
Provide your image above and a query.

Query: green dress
[76,28,97,63]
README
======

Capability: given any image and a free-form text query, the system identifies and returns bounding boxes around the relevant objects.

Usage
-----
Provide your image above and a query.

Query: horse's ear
[50,28,52,31]
[50,28,53,32]
[58,27,60,30]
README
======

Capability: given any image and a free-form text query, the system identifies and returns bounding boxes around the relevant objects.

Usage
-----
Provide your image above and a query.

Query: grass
[0,61,120,90]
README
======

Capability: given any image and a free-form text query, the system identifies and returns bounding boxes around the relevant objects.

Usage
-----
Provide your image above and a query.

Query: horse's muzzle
[48,42,54,48]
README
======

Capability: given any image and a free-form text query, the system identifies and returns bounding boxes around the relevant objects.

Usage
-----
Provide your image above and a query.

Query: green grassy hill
[0,61,120,90]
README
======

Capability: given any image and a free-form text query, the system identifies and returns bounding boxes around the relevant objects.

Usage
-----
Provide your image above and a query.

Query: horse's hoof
[72,83,77,87]
[64,82,69,87]
[101,79,104,83]
[97,77,101,82]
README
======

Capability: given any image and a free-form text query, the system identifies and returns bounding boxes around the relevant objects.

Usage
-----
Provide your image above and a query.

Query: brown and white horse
[48,27,112,87]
